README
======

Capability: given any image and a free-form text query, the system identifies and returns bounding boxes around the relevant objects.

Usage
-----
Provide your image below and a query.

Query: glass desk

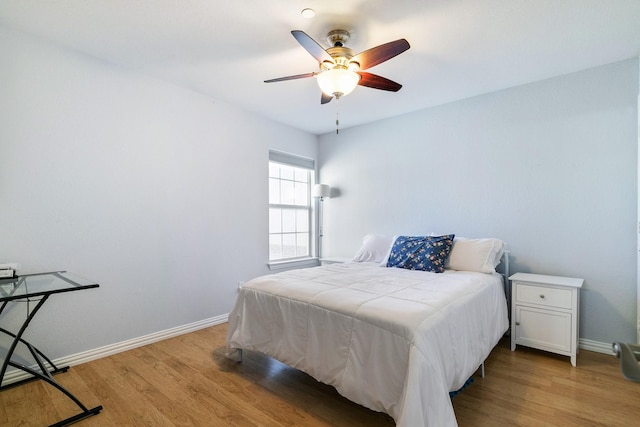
[0,271,102,426]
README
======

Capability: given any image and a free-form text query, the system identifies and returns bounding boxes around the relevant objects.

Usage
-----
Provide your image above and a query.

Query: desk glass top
[0,272,98,302]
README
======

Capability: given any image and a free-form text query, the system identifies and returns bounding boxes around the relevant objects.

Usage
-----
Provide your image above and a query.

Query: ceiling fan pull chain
[336,97,340,134]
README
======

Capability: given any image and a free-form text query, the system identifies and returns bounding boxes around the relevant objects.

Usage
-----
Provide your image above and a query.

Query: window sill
[319,257,352,265]
[267,257,320,271]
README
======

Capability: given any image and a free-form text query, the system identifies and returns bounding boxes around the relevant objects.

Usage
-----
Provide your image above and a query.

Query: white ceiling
[1,0,639,135]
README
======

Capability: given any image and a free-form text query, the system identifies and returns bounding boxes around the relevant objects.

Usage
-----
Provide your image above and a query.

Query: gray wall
[318,59,639,344]
[0,28,317,358]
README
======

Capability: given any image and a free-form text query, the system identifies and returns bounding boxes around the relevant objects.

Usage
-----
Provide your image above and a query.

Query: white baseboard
[579,338,614,355]
[2,313,229,386]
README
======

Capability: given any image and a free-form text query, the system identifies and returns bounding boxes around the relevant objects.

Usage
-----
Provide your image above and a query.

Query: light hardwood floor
[1,323,638,426]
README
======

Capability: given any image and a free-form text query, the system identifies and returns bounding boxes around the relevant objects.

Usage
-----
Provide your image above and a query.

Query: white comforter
[227,262,508,426]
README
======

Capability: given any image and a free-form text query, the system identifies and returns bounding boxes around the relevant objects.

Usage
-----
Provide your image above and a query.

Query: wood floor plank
[0,380,53,426]
[2,323,639,426]
[452,342,640,427]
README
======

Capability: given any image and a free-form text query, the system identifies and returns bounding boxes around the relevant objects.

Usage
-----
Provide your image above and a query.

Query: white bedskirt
[227,262,508,426]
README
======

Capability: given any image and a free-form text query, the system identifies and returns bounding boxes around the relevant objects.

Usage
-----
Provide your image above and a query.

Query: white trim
[269,149,314,170]
[2,314,229,386]
[579,338,614,355]
[637,72,640,344]
[319,257,352,264]
[267,257,319,271]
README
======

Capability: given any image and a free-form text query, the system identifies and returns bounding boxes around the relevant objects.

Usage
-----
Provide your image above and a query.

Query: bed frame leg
[480,362,485,378]
[225,348,243,363]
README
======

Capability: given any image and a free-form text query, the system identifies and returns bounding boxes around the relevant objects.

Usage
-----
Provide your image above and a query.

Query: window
[268,151,314,262]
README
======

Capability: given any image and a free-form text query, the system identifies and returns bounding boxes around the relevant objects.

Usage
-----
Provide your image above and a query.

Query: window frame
[267,150,317,269]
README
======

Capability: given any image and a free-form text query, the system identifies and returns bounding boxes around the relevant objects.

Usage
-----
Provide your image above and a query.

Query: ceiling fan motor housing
[322,46,358,71]
[327,29,350,46]
[321,30,360,71]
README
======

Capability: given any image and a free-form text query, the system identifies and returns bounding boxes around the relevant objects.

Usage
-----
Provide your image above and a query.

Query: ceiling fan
[265,30,410,104]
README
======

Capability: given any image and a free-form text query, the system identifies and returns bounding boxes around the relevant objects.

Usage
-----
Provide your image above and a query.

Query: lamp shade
[312,184,331,198]
[317,68,360,98]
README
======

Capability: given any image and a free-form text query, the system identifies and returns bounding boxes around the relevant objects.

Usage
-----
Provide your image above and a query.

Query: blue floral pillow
[386,235,455,273]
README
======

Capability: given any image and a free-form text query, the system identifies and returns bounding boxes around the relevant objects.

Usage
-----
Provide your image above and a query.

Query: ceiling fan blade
[357,72,403,92]
[351,39,410,70]
[321,92,333,104]
[291,30,334,64]
[264,72,316,83]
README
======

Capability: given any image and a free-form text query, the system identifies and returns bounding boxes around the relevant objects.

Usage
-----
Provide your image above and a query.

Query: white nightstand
[509,272,583,366]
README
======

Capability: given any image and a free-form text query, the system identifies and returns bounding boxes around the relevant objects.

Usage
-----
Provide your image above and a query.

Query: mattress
[227,261,509,426]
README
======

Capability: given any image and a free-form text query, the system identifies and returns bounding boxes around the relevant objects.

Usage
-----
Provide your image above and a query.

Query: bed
[227,234,509,427]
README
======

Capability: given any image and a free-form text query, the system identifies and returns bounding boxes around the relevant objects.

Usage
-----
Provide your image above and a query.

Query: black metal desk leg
[0,295,51,385]
[0,293,102,425]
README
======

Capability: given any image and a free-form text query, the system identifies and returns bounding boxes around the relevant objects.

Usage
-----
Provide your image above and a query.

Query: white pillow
[379,235,398,266]
[352,234,395,263]
[446,237,506,273]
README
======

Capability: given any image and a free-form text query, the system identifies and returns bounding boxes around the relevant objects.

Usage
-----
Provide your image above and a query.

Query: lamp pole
[313,184,331,258]
[318,195,325,258]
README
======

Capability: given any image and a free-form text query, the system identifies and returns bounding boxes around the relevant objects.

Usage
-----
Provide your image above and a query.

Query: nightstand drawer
[515,282,572,309]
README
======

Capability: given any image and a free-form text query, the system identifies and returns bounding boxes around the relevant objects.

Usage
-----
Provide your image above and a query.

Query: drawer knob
[539,294,545,299]
[515,322,520,326]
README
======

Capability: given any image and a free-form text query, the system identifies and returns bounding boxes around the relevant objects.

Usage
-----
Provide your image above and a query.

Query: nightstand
[509,272,583,366]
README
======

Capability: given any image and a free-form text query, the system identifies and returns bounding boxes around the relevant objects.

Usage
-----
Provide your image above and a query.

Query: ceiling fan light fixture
[317,68,360,98]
